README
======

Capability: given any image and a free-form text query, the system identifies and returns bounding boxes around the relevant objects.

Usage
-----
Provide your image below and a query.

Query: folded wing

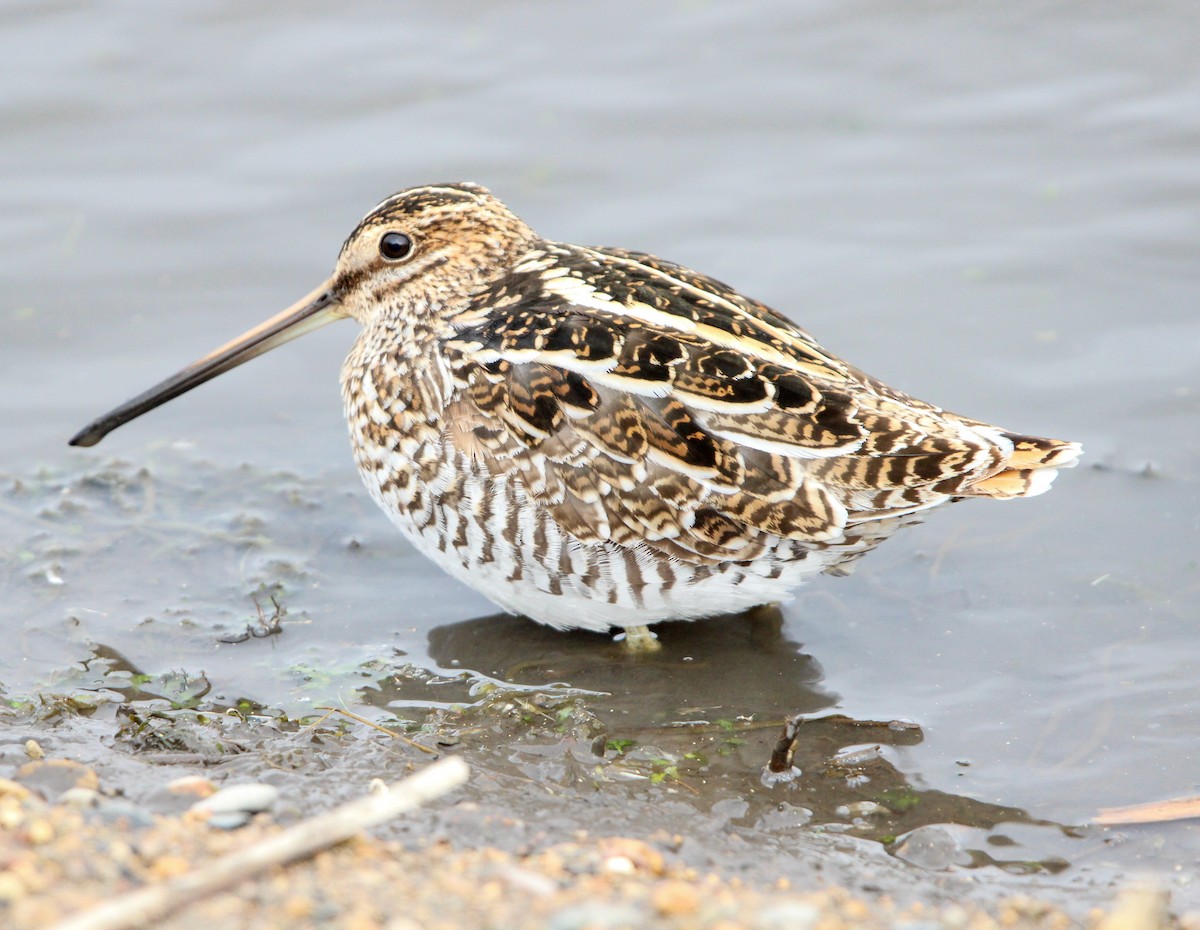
[443,244,1079,567]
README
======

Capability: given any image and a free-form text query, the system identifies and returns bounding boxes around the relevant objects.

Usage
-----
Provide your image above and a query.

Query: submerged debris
[216,597,287,644]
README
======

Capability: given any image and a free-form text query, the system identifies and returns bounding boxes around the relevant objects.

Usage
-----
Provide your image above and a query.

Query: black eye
[379,231,414,261]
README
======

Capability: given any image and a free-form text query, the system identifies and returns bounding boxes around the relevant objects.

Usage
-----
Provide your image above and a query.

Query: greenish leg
[618,624,662,653]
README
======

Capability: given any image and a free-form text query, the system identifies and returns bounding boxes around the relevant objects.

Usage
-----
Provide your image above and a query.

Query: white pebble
[191,783,279,816]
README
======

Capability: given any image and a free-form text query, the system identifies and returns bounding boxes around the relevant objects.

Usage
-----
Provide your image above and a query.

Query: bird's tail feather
[966,435,1082,500]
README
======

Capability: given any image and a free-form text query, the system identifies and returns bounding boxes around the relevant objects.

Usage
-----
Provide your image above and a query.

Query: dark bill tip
[68,283,342,448]
[69,425,106,448]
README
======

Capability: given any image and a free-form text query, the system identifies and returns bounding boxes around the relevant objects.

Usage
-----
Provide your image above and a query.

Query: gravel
[0,754,1190,930]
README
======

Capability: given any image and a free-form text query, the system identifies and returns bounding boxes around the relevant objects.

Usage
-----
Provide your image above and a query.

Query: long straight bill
[69,281,343,447]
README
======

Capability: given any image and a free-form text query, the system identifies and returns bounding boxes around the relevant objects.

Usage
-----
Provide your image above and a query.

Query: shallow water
[3,0,1199,913]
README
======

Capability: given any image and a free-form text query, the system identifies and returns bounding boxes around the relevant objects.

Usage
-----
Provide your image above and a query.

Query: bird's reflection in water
[424,605,833,726]
[412,607,1080,874]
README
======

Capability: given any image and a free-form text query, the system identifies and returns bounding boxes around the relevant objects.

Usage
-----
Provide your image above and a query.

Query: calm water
[3,0,1198,912]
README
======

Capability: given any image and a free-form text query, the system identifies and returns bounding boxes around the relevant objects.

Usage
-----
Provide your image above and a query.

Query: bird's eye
[379,232,414,261]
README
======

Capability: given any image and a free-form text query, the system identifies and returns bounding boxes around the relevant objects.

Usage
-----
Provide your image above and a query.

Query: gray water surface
[3,0,1198,912]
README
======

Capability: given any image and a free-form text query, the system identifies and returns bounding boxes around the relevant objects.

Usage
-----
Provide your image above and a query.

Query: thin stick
[50,756,469,930]
[1094,794,1200,825]
[312,705,438,754]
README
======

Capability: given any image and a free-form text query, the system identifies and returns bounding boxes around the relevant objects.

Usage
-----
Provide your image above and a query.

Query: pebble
[651,880,700,916]
[91,799,156,829]
[835,800,888,819]
[13,759,99,801]
[0,872,26,902]
[191,782,279,829]
[192,782,279,816]
[892,825,969,870]
[57,787,102,809]
[603,855,634,875]
[0,778,34,802]
[24,818,55,845]
[615,838,664,873]
[203,811,250,830]
[167,775,217,799]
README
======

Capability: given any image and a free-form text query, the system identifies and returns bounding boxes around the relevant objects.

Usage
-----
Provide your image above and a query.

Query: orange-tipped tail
[966,434,1083,500]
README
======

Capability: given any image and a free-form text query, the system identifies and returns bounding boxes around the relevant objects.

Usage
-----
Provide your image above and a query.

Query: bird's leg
[616,625,662,654]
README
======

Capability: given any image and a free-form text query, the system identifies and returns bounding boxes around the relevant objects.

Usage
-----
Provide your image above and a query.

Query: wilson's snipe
[71,183,1080,642]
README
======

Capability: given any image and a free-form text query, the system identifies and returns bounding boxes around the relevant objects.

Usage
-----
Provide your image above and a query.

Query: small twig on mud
[309,705,438,755]
[48,756,469,930]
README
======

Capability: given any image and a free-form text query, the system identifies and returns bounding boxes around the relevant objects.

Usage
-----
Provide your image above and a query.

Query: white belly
[354,446,827,632]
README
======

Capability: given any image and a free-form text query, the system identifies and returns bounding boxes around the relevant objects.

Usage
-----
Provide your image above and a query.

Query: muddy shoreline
[0,734,1186,930]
